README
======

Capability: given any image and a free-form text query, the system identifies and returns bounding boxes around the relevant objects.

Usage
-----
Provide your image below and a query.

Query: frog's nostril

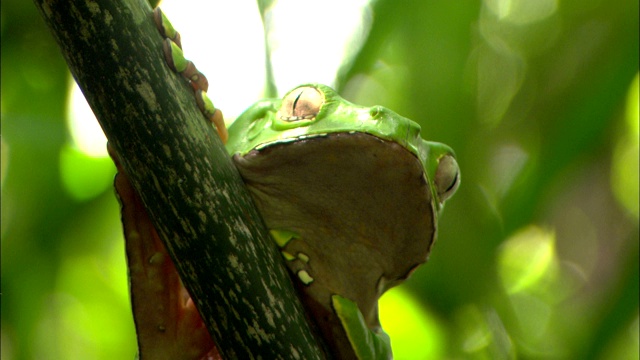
[369,106,383,119]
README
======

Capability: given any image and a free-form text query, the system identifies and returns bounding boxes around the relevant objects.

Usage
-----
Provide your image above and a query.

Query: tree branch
[33,0,326,358]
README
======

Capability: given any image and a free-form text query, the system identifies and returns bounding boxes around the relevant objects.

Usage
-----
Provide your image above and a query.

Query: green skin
[151,8,459,360]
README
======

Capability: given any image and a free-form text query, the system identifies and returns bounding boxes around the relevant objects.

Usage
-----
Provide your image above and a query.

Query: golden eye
[435,155,460,202]
[278,86,324,121]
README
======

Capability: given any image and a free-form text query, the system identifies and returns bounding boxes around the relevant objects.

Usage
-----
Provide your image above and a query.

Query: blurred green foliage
[2,0,638,359]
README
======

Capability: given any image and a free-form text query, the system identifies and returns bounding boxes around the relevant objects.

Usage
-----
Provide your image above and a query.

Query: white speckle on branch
[136,81,158,112]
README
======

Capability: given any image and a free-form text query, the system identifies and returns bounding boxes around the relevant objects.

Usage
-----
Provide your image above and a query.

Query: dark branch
[32,0,326,358]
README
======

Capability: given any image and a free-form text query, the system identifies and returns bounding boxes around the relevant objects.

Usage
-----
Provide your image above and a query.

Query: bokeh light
[264,0,372,94]
[611,73,639,218]
[157,0,265,119]
[66,82,107,157]
[379,287,446,359]
[498,226,558,295]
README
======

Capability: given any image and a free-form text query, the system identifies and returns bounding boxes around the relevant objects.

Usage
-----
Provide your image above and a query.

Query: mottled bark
[33,0,326,358]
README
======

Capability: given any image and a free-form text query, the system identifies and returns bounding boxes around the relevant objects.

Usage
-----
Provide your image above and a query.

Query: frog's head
[227,83,460,211]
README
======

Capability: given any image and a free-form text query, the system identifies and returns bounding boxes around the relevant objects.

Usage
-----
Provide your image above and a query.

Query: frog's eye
[278,87,324,121]
[435,154,460,202]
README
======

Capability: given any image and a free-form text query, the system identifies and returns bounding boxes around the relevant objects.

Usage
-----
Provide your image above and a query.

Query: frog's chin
[233,131,436,316]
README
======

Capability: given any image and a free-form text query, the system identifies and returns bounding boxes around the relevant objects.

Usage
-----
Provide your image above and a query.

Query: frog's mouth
[233,132,436,316]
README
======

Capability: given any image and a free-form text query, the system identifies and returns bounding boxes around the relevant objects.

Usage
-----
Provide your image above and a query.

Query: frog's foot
[331,295,393,360]
[195,90,228,144]
[109,144,221,360]
[160,38,210,92]
[153,7,181,48]
[153,7,227,144]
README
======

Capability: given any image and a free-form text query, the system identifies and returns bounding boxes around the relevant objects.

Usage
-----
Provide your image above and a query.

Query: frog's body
[226,85,459,359]
[150,9,459,360]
